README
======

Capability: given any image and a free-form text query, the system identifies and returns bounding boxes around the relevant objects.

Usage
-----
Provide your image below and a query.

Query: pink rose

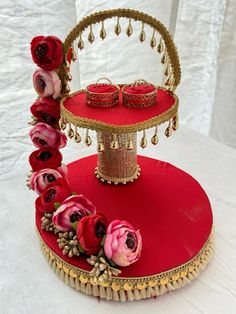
[29,122,67,149]
[52,195,96,232]
[33,68,61,99]
[29,164,68,194]
[104,220,142,267]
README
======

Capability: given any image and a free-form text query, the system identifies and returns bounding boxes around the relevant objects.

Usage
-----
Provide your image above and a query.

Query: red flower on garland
[30,98,60,126]
[35,178,71,214]
[30,36,63,71]
[29,147,62,172]
[77,214,107,255]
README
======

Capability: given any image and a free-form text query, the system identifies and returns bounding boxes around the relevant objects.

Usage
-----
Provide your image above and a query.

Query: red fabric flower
[35,178,71,214]
[30,98,60,125]
[30,36,63,71]
[29,147,62,172]
[77,214,107,255]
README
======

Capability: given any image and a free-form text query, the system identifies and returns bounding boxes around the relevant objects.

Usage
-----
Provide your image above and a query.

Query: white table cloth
[1,126,236,314]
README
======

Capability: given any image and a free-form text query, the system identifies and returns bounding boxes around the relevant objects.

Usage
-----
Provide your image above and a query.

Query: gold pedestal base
[96,131,139,184]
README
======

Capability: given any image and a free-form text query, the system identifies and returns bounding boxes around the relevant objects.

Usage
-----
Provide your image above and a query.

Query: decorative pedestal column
[95,131,140,184]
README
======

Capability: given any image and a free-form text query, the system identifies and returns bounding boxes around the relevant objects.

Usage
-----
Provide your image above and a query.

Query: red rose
[77,214,107,255]
[30,98,60,126]
[35,178,71,214]
[29,147,62,172]
[30,36,63,71]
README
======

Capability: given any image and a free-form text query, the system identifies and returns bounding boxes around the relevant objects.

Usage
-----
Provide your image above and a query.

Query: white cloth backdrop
[1,1,236,314]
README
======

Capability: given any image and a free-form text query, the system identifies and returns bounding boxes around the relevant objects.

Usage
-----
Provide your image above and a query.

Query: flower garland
[28,35,142,282]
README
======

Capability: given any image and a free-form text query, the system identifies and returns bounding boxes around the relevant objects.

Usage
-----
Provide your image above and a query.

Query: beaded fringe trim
[95,165,141,184]
[39,230,213,302]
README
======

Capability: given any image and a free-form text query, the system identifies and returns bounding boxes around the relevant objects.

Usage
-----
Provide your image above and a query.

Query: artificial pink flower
[33,68,61,99]
[29,164,68,195]
[52,195,96,232]
[104,220,142,267]
[29,122,67,149]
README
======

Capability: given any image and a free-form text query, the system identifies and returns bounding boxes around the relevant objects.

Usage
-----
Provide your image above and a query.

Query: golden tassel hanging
[97,142,105,152]
[126,135,134,150]
[59,118,67,131]
[165,120,173,137]
[151,126,159,145]
[71,49,77,62]
[114,17,121,36]
[172,113,179,131]
[100,21,106,40]
[67,123,74,139]
[111,134,119,150]
[140,130,147,148]
[88,25,95,43]
[139,22,146,42]
[161,52,167,64]
[150,29,156,48]
[97,132,104,152]
[74,126,81,143]
[78,33,84,50]
[157,38,164,53]
[85,129,92,146]
[164,64,170,76]
[126,18,133,37]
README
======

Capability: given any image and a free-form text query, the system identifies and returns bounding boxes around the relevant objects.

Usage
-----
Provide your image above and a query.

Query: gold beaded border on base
[94,165,141,185]
[38,229,214,302]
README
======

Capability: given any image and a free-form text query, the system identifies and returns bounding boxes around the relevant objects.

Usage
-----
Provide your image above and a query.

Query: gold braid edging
[60,89,179,134]
[95,165,141,184]
[59,8,181,93]
[38,229,214,302]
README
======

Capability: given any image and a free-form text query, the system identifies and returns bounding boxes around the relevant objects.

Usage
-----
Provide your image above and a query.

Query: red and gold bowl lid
[122,80,157,108]
[86,78,119,108]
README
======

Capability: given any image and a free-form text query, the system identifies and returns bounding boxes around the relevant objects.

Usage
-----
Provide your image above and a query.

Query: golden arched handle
[59,8,181,95]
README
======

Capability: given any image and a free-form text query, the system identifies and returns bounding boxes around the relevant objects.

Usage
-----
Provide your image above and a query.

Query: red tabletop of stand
[61,88,178,131]
[36,155,213,278]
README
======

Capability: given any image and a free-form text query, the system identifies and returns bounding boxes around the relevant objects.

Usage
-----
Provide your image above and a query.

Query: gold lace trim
[38,229,213,301]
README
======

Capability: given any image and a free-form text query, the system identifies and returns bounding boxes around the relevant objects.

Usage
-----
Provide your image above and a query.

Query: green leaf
[54,202,61,210]
[98,248,104,258]
[100,235,106,247]
[109,260,116,267]
[78,243,84,253]
[71,221,78,231]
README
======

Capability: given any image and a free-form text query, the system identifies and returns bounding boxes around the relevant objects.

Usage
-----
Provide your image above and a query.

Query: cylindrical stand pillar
[95,131,140,184]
